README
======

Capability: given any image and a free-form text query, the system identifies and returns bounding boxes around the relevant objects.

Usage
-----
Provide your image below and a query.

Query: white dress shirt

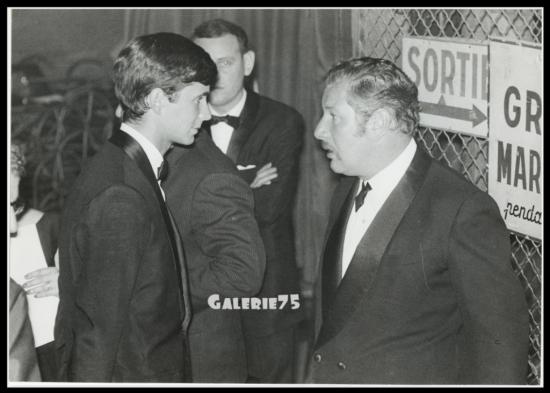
[341,138,417,279]
[120,122,166,200]
[209,89,247,154]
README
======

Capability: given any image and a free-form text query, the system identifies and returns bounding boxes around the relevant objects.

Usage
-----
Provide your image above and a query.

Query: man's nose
[313,119,326,141]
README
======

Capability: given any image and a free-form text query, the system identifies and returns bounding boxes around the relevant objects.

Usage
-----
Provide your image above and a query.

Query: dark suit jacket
[55,132,190,382]
[164,132,266,382]
[311,147,529,384]
[35,211,60,267]
[205,90,305,336]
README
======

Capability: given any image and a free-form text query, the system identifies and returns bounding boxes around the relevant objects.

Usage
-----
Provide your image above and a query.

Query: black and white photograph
[8,7,542,387]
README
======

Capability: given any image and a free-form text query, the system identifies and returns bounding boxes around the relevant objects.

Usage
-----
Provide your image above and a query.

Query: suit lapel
[109,130,191,332]
[320,177,358,326]
[316,148,432,348]
[109,130,162,203]
[225,90,259,163]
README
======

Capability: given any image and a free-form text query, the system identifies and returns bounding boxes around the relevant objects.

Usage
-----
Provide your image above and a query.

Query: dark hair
[11,141,26,177]
[192,18,250,53]
[325,57,420,135]
[113,32,217,122]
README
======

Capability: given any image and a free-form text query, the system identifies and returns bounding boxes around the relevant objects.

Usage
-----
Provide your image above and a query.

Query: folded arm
[249,114,304,224]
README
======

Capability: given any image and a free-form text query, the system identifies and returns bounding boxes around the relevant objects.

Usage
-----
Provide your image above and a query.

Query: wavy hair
[113,32,217,123]
[325,57,420,135]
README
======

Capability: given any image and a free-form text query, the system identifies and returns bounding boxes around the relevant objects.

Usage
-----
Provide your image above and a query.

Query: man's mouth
[321,143,335,158]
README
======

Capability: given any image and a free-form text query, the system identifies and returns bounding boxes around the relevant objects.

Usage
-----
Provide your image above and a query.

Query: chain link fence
[352,8,541,384]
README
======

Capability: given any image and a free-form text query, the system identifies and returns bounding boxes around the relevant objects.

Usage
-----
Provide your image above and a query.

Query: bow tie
[354,181,372,211]
[209,115,240,129]
[157,160,169,182]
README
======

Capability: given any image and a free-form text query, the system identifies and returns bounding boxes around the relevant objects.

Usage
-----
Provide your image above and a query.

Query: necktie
[210,115,240,129]
[157,160,169,182]
[354,181,372,211]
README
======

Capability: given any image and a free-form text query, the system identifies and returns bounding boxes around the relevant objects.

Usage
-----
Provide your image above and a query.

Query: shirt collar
[209,89,247,117]
[362,138,417,192]
[120,123,164,178]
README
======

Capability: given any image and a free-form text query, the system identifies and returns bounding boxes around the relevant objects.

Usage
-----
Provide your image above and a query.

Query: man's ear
[365,108,397,138]
[243,50,255,77]
[147,88,167,115]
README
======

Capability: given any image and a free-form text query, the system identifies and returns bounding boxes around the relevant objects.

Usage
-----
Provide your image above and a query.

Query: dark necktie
[210,115,240,129]
[157,160,169,182]
[354,181,372,211]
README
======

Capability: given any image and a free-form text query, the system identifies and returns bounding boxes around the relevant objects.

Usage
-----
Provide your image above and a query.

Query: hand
[10,205,18,235]
[250,163,278,189]
[22,267,59,298]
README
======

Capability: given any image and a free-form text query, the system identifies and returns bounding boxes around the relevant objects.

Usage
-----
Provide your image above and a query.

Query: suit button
[314,353,322,363]
[337,361,346,370]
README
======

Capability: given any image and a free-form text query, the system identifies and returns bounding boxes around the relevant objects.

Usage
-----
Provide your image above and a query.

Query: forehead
[177,82,210,97]
[322,82,349,108]
[194,34,241,58]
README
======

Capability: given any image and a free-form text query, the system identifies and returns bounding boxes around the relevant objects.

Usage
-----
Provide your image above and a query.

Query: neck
[126,119,170,155]
[361,135,411,180]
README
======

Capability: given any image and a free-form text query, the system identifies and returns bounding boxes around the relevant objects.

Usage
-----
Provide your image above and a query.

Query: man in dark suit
[309,57,530,384]
[163,131,266,383]
[192,19,305,383]
[54,33,217,382]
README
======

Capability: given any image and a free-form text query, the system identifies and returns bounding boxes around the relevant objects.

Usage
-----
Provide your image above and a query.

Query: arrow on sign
[420,96,487,127]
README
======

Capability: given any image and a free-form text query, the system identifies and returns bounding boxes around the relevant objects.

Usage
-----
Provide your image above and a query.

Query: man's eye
[217,59,232,68]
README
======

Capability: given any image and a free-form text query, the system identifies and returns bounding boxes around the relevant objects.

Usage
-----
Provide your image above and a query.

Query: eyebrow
[192,91,209,100]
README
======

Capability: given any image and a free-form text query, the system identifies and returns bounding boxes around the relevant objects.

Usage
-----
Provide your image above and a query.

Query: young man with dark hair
[54,32,216,382]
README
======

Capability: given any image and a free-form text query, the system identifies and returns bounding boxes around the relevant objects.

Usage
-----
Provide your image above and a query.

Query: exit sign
[402,36,488,137]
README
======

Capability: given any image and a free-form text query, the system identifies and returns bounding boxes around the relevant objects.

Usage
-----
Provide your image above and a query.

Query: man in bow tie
[309,57,529,384]
[191,19,305,383]
[55,32,217,382]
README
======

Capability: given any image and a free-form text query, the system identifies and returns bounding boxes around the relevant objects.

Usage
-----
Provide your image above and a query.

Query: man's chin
[328,159,345,174]
[178,135,196,146]
[209,92,227,107]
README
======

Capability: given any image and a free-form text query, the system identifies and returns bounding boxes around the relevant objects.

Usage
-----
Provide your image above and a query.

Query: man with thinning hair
[310,57,529,384]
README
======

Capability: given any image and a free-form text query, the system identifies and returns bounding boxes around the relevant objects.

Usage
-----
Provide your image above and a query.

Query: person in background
[54,32,216,382]
[163,130,266,383]
[9,142,60,381]
[192,19,305,383]
[9,143,41,382]
[309,57,529,384]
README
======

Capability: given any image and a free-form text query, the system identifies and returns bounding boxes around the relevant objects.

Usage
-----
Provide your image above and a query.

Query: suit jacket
[311,147,529,384]
[164,132,266,382]
[55,130,191,382]
[205,90,305,336]
[35,211,60,267]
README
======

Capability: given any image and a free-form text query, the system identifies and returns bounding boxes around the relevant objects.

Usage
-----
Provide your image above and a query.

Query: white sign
[488,39,542,239]
[402,37,488,137]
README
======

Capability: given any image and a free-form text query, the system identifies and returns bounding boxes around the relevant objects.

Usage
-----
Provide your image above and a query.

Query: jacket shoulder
[422,152,493,207]
[168,134,239,177]
[257,93,303,121]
